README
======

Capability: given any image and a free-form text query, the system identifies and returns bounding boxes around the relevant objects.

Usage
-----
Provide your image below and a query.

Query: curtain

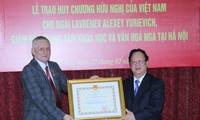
[0,67,199,120]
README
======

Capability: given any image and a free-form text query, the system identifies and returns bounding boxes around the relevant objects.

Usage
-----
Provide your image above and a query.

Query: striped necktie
[134,80,140,96]
[45,66,62,109]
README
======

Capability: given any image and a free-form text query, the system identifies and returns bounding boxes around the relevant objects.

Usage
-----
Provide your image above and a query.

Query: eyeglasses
[130,60,146,65]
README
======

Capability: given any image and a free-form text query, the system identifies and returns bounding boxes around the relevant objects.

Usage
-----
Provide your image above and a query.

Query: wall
[0,67,200,120]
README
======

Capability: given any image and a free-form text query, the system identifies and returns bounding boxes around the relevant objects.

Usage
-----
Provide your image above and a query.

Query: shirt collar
[34,58,49,71]
[134,72,146,85]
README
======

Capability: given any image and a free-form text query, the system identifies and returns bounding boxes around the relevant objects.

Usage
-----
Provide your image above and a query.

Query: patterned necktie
[134,80,140,96]
[45,66,62,109]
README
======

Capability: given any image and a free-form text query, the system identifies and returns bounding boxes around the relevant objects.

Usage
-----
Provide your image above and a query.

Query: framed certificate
[67,77,126,120]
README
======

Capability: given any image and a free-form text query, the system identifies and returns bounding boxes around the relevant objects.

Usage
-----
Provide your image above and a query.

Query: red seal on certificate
[92,85,98,90]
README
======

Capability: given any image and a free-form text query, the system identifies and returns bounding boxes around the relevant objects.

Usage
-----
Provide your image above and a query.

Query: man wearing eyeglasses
[121,48,165,120]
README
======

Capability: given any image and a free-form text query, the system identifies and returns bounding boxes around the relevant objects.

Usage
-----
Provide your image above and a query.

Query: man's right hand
[120,109,136,120]
[63,114,74,120]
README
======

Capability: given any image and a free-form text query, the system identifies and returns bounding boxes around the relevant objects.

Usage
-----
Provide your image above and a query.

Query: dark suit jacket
[123,73,165,120]
[21,58,68,120]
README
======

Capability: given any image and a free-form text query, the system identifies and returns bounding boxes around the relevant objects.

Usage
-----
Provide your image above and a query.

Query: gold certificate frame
[67,77,126,120]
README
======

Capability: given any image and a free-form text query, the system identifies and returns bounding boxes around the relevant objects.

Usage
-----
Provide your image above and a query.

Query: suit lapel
[128,77,134,100]
[125,77,135,108]
[31,59,47,79]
